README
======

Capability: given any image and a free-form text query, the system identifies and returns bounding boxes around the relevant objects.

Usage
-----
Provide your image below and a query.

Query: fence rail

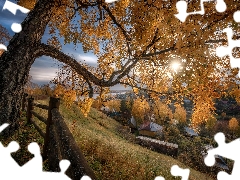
[22,94,96,180]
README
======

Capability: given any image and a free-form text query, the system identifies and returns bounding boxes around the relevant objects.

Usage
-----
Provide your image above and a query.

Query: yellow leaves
[132,87,138,95]
[191,94,216,129]
[230,88,240,104]
[131,97,150,124]
[17,0,36,10]
[92,97,103,110]
[53,84,76,109]
[229,117,239,132]
[78,98,94,117]
[53,84,65,97]
[153,100,173,125]
[173,104,186,124]
[117,0,131,9]
[62,89,76,108]
[104,99,121,112]
[47,36,62,50]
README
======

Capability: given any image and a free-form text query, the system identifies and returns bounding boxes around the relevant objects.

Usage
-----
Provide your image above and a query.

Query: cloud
[30,57,60,85]
[30,66,57,85]
[77,55,98,66]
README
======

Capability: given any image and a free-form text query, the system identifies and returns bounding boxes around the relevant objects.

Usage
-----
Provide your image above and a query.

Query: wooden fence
[23,94,96,180]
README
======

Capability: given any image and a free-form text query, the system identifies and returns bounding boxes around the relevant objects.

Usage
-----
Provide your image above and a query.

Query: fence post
[27,97,34,124]
[43,97,60,160]
[22,93,28,111]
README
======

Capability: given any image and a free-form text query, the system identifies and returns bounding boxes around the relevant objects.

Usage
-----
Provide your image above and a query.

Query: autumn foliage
[229,117,239,132]
[131,97,150,124]
[173,103,186,124]
[153,100,173,125]
[10,0,240,126]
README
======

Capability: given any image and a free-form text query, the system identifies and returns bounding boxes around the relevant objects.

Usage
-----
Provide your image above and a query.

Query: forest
[0,0,240,179]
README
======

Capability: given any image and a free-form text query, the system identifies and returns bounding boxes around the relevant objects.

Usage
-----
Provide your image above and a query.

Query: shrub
[229,117,239,132]
[131,97,150,124]
[153,100,173,125]
[173,103,187,124]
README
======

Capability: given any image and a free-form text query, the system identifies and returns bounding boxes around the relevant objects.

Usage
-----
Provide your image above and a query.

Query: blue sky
[0,0,127,90]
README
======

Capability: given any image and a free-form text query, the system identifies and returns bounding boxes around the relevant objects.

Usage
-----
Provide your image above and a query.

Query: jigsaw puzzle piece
[175,0,226,22]
[205,132,240,179]
[0,123,9,133]
[105,0,118,3]
[2,0,30,33]
[171,165,190,180]
[175,1,188,22]
[216,28,240,76]
[0,141,21,178]
[233,10,240,23]
[81,175,92,180]
[21,142,43,172]
[154,176,165,180]
[215,0,227,12]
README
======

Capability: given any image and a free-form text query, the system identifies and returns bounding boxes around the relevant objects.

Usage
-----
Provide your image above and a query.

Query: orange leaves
[17,0,36,10]
[47,36,62,50]
[131,97,150,124]
[230,88,240,105]
[53,84,65,97]
[173,103,187,124]
[78,98,94,117]
[104,99,121,112]
[191,94,216,129]
[153,100,173,125]
[63,89,76,108]
[229,117,239,132]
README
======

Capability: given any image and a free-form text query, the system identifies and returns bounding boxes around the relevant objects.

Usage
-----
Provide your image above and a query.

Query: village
[99,91,240,175]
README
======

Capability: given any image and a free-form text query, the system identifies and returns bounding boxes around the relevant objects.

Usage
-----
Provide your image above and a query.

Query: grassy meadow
[1,98,213,180]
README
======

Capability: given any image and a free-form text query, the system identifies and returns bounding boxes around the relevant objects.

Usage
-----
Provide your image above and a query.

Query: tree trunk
[0,0,55,137]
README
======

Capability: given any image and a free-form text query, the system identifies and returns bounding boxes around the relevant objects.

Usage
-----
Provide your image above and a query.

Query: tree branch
[37,43,116,87]
[101,3,132,56]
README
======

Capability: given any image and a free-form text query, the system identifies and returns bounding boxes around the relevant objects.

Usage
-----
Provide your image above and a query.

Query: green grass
[2,98,213,180]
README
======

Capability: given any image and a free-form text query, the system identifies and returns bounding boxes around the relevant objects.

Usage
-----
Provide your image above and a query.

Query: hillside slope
[2,98,214,180]
[57,101,213,180]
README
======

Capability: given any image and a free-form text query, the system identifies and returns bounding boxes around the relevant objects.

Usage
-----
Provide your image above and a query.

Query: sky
[0,0,129,90]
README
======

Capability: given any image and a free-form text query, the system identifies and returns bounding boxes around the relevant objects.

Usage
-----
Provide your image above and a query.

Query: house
[128,116,138,133]
[150,122,163,134]
[130,116,137,128]
[138,121,163,137]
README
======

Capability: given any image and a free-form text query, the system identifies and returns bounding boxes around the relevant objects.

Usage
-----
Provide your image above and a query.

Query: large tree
[0,0,240,135]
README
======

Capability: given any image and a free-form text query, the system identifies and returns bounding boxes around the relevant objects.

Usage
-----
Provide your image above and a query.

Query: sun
[171,62,180,72]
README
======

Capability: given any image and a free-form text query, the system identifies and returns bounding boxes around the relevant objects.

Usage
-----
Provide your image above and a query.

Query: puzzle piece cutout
[154,165,190,180]
[215,28,240,77]
[175,0,226,22]
[3,0,30,33]
[0,123,91,180]
[0,0,30,52]
[233,10,240,23]
[105,0,118,3]
[204,132,240,180]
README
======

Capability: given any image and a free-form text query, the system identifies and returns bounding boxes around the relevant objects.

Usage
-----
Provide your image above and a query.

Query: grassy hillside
[2,98,213,180]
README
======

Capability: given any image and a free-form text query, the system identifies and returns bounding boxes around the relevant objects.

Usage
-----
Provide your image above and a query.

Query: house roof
[139,121,163,132]
[150,122,163,132]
